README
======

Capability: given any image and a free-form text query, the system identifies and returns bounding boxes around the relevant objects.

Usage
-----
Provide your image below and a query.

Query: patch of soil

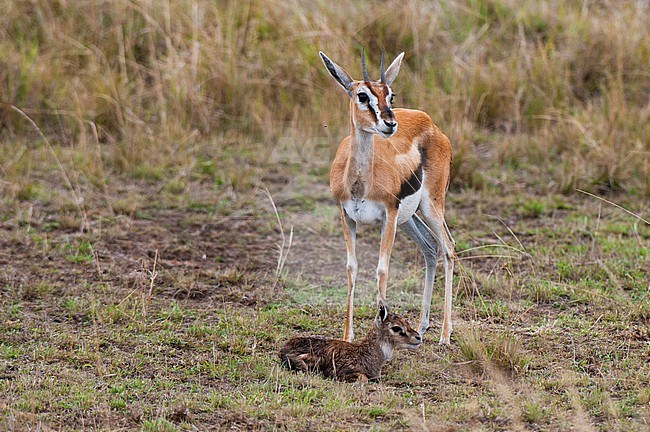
[0,203,280,306]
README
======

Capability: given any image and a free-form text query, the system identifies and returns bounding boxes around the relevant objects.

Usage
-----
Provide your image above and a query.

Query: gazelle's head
[319,49,404,139]
[374,298,422,353]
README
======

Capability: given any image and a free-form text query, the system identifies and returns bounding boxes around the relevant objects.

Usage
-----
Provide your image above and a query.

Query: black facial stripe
[368,104,378,121]
[361,89,377,120]
[396,147,425,203]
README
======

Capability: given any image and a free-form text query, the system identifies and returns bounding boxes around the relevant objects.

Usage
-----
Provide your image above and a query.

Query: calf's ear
[375,297,390,327]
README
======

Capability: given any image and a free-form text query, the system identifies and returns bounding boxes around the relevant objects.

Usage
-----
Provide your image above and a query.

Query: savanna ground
[0,1,649,431]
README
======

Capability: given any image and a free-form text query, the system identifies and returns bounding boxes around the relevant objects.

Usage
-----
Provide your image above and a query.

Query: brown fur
[330,108,452,209]
[279,302,421,382]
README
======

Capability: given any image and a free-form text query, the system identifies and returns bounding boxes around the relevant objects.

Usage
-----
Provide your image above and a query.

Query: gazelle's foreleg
[400,215,439,336]
[421,201,455,345]
[377,207,399,301]
[339,206,358,342]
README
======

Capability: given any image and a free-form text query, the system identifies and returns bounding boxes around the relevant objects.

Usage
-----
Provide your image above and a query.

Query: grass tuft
[457,327,529,375]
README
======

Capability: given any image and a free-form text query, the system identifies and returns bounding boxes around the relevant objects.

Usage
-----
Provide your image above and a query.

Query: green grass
[0,180,647,431]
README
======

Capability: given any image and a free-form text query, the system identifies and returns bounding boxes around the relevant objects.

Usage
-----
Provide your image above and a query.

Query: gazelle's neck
[356,327,391,378]
[346,122,375,199]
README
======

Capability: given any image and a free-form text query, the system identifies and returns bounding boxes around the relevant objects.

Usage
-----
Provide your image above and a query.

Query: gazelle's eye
[391,326,403,333]
[357,93,369,103]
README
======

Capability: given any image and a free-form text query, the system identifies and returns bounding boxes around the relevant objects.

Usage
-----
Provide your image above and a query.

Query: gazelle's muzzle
[404,331,422,349]
[378,107,397,137]
[379,119,397,138]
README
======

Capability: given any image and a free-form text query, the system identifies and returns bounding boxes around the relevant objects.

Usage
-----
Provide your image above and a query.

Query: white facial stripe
[356,86,380,123]
[368,92,379,113]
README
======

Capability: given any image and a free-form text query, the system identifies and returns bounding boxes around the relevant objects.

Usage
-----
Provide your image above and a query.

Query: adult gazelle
[319,49,456,345]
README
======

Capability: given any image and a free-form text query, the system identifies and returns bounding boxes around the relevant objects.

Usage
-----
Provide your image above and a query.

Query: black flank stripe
[396,148,424,203]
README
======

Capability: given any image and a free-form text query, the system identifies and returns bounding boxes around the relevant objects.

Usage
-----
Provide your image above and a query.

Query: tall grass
[1,0,648,196]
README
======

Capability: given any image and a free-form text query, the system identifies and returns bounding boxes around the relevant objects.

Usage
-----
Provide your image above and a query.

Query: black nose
[384,120,396,129]
[415,334,422,342]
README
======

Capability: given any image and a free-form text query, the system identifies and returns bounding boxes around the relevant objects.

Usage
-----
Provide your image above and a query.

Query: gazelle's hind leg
[400,215,439,336]
[420,197,456,345]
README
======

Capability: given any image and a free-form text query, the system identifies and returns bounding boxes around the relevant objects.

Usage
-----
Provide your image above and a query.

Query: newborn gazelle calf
[279,300,421,382]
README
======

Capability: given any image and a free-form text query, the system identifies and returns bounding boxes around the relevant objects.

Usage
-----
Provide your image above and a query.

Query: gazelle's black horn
[361,47,370,82]
[380,51,385,83]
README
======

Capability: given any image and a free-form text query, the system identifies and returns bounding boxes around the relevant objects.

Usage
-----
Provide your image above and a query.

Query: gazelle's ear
[375,298,390,327]
[319,51,354,97]
[383,52,405,86]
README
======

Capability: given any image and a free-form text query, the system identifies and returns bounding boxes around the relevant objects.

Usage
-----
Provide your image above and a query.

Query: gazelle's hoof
[439,334,451,345]
[418,324,431,337]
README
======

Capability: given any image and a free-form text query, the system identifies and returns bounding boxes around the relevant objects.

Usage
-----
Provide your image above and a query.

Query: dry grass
[1,0,649,198]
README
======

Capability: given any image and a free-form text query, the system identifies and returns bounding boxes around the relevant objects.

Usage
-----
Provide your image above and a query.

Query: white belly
[342,199,385,225]
[342,189,422,226]
[397,188,422,225]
